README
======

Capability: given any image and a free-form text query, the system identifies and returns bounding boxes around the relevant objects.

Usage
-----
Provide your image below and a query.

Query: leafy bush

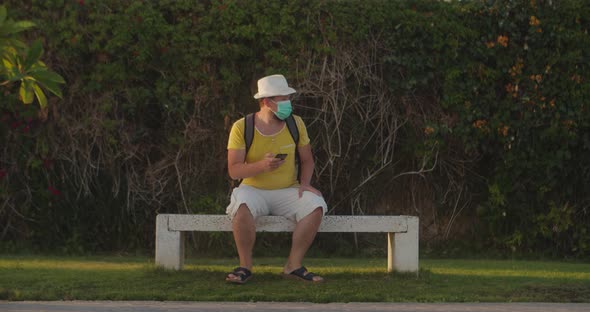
[1,0,588,257]
[441,0,590,255]
[0,5,65,107]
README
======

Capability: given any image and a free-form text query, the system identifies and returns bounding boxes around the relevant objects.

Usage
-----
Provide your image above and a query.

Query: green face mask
[272,100,293,120]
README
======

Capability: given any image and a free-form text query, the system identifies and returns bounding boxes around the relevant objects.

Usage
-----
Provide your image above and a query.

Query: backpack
[243,113,301,181]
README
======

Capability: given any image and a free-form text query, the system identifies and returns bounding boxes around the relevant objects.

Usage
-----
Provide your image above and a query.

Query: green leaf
[39,79,63,98]
[10,66,22,80]
[0,6,7,25]
[9,21,36,34]
[24,40,43,70]
[3,38,27,51]
[2,57,14,71]
[0,21,34,38]
[32,83,48,108]
[19,79,34,104]
[30,69,65,84]
[8,72,25,82]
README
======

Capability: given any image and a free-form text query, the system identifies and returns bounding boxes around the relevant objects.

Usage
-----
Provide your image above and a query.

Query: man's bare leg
[227,204,256,282]
[283,207,323,281]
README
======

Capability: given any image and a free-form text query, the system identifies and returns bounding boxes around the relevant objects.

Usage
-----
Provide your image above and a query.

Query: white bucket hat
[253,74,296,99]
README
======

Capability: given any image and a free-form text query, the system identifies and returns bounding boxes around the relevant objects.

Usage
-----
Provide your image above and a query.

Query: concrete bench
[155,214,419,273]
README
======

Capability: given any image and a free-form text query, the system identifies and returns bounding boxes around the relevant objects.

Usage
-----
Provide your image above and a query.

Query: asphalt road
[1,301,590,312]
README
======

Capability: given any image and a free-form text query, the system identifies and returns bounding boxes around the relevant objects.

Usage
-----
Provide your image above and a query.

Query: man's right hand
[259,153,285,172]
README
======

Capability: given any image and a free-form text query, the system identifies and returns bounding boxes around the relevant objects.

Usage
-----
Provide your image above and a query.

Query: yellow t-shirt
[227,115,310,190]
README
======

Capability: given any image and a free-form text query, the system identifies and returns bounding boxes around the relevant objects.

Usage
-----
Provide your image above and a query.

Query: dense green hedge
[1,0,589,257]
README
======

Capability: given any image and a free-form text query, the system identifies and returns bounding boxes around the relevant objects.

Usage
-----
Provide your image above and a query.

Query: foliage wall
[1,0,589,257]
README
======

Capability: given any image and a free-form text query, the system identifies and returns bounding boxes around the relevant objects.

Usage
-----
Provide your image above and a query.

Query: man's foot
[282,266,324,283]
[225,267,252,284]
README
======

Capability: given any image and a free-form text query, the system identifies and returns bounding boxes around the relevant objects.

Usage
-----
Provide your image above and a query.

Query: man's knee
[298,207,324,223]
[311,207,323,216]
[234,204,253,220]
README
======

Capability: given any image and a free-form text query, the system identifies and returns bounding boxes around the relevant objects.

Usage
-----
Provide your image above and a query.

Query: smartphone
[275,153,287,160]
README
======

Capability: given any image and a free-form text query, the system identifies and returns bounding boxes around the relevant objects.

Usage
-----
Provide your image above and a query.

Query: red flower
[48,186,61,196]
[0,170,6,179]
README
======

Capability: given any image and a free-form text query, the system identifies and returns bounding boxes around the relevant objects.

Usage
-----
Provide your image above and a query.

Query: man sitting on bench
[225,74,327,284]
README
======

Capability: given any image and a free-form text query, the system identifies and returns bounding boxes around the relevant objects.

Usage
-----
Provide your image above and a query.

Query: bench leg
[155,214,185,270]
[387,216,419,274]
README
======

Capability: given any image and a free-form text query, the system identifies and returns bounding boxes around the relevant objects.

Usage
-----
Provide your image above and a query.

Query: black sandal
[225,267,252,284]
[283,266,324,283]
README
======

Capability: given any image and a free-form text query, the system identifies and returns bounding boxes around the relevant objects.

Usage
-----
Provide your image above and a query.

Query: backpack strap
[235,113,255,187]
[284,115,301,182]
[244,113,255,157]
[285,115,299,147]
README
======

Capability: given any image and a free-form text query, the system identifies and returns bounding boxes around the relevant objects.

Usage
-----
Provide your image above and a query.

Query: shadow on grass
[147,265,429,281]
[0,288,19,300]
[140,265,590,302]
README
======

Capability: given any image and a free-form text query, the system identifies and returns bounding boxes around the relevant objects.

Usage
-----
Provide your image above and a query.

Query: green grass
[1,255,589,302]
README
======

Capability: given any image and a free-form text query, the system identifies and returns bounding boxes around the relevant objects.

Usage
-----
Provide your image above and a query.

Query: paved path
[2,301,590,312]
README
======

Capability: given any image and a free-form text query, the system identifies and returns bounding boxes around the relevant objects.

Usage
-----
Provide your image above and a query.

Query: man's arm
[297,144,322,196]
[227,149,284,180]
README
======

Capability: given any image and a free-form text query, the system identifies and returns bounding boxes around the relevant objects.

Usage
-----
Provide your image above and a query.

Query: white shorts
[226,185,327,222]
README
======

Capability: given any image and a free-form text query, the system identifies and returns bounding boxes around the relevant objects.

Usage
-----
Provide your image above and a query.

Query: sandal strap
[228,266,252,281]
[290,266,316,281]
